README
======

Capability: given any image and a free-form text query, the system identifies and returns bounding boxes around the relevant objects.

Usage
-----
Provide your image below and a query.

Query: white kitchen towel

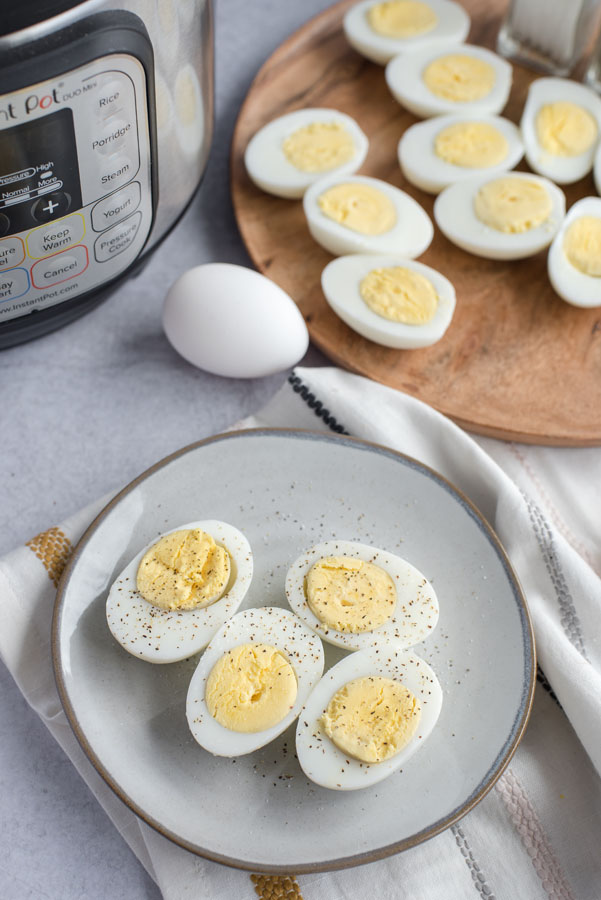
[1,366,600,900]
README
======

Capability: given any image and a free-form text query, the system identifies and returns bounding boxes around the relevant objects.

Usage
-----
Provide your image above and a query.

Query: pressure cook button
[31,245,88,288]
[31,191,71,222]
[94,212,141,262]
[0,268,29,302]
[27,213,85,259]
[92,182,141,232]
[0,237,25,271]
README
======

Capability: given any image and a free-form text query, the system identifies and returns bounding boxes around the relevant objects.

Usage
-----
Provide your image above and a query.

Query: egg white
[285,540,439,652]
[399,114,524,195]
[303,174,433,257]
[186,607,325,756]
[105,520,253,664]
[321,254,456,348]
[434,171,566,260]
[244,108,369,199]
[385,43,513,119]
[343,0,470,66]
[547,196,601,308]
[521,78,601,185]
[296,647,442,790]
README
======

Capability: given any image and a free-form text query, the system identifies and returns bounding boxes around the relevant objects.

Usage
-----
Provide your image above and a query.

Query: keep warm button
[31,245,88,288]
[94,211,141,262]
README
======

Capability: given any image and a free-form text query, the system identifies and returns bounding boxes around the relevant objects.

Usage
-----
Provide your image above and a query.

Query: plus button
[31,191,70,223]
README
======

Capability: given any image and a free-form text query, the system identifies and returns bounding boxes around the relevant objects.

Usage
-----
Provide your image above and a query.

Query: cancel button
[94,211,142,263]
[31,245,89,288]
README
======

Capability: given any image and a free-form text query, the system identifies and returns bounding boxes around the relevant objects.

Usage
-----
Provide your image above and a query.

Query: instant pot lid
[0,2,89,38]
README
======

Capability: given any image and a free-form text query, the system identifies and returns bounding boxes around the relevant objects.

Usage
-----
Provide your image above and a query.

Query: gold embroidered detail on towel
[26,527,72,587]
[250,874,303,899]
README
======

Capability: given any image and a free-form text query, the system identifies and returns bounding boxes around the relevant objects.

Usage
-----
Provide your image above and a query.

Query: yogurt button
[92,182,141,232]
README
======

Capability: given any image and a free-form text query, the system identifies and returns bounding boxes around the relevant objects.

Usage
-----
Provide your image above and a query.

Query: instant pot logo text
[0,79,96,121]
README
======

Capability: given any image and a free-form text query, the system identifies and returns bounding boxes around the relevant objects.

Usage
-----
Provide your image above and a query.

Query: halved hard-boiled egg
[244,108,369,199]
[186,607,324,756]
[285,540,439,651]
[303,174,433,257]
[386,43,512,119]
[434,171,565,260]
[548,196,601,307]
[106,520,253,663]
[343,0,470,65]
[399,114,524,194]
[521,78,601,185]
[296,647,442,790]
[321,254,456,348]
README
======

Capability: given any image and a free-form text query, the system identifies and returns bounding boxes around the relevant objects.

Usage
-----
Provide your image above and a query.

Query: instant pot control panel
[0,53,153,323]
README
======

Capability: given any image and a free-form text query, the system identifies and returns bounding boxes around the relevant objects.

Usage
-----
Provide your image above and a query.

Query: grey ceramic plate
[53,429,535,873]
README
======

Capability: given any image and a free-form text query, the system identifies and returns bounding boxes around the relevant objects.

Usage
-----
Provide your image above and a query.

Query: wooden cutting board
[230,0,601,445]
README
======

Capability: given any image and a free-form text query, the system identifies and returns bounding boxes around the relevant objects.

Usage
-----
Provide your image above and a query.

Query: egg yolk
[136,528,230,611]
[474,176,552,233]
[282,122,356,173]
[434,121,509,168]
[536,102,598,157]
[318,183,396,234]
[205,643,297,733]
[563,216,601,276]
[360,266,438,324]
[367,0,437,38]
[423,54,496,103]
[305,555,396,633]
[321,676,421,763]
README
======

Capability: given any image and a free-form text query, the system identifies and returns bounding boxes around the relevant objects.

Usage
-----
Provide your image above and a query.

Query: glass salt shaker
[497,0,601,77]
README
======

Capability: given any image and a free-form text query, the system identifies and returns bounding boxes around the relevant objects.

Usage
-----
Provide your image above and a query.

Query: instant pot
[0,0,213,348]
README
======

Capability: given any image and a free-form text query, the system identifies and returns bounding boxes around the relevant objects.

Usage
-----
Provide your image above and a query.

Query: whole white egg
[105,519,253,664]
[244,108,369,199]
[386,43,512,119]
[321,254,456,348]
[521,78,601,185]
[343,0,470,66]
[434,172,565,260]
[285,539,439,652]
[303,174,433,257]
[163,263,309,378]
[296,647,443,790]
[399,114,524,195]
[548,196,601,308]
[186,607,325,756]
